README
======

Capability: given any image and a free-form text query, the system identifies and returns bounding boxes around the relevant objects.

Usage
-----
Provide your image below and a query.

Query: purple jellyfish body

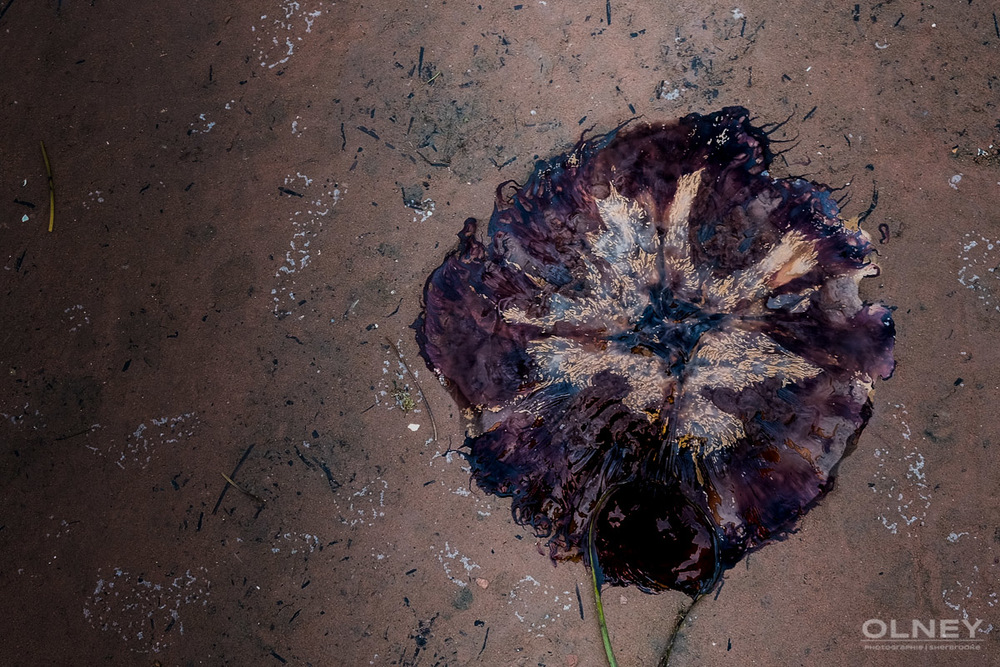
[416,107,895,597]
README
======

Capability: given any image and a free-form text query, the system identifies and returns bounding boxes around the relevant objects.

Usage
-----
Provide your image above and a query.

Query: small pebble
[475,577,489,589]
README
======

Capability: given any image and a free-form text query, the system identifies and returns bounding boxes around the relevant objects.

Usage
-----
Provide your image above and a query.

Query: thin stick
[221,472,265,506]
[386,337,438,442]
[40,140,54,232]
[212,443,255,514]
[0,0,15,22]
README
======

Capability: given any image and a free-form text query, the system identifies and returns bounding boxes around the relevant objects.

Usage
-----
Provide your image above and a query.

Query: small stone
[453,587,474,610]
[566,655,579,667]
[475,577,489,589]
[619,594,628,605]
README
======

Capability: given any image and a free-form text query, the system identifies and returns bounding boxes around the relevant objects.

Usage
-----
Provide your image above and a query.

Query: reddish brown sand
[1,1,998,666]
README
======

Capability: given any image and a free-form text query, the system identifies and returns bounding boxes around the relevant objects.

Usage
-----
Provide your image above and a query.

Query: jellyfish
[415,107,895,602]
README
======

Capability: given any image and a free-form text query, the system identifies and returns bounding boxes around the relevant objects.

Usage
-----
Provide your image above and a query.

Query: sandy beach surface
[1,1,998,665]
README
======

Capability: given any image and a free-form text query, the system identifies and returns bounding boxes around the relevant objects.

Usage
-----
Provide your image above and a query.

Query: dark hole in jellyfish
[414,107,895,610]
[593,481,719,598]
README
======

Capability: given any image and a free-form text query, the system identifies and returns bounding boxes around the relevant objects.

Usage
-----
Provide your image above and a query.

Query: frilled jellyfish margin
[415,106,895,661]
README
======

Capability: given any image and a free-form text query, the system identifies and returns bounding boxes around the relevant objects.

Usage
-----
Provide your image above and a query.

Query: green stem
[588,510,618,667]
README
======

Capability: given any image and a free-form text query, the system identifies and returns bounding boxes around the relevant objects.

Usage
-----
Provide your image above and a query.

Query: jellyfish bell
[415,106,895,598]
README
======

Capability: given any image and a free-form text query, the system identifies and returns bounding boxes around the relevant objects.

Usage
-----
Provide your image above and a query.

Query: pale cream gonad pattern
[502,169,869,463]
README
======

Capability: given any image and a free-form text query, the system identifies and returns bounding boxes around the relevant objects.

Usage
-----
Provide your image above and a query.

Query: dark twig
[212,444,255,514]
[386,338,438,442]
[658,594,707,667]
[40,141,54,232]
[478,626,489,657]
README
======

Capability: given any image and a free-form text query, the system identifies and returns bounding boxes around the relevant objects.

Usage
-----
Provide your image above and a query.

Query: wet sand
[1,1,998,665]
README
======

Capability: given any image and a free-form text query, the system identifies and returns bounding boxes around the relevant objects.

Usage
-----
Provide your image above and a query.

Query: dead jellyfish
[415,107,895,601]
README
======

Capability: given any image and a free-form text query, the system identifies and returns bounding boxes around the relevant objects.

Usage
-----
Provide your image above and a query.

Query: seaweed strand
[658,593,706,667]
